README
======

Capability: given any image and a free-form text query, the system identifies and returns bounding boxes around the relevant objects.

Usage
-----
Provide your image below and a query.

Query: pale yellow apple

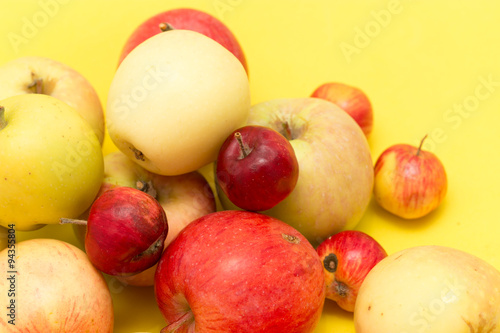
[0,94,104,231]
[0,226,7,251]
[217,98,374,246]
[0,238,114,331]
[0,56,105,144]
[106,29,250,176]
[354,245,500,332]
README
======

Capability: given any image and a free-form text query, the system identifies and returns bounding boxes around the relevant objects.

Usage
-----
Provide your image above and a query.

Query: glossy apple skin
[373,142,447,219]
[85,187,168,276]
[154,210,325,333]
[216,125,299,211]
[316,230,387,312]
[311,82,373,137]
[118,8,248,74]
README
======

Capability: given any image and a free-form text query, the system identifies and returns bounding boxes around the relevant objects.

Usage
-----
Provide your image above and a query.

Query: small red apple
[373,135,448,219]
[154,210,325,333]
[117,8,248,74]
[215,125,299,211]
[77,187,168,276]
[311,82,373,137]
[316,230,387,312]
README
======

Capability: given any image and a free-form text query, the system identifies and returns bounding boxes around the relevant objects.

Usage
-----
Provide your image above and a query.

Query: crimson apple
[373,135,448,219]
[74,186,168,276]
[316,230,387,312]
[311,82,373,137]
[215,125,299,211]
[117,8,248,74]
[154,210,325,333]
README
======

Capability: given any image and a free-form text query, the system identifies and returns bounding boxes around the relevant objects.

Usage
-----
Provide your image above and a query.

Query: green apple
[106,29,250,176]
[217,98,374,246]
[354,245,500,332]
[0,94,104,231]
[0,56,105,144]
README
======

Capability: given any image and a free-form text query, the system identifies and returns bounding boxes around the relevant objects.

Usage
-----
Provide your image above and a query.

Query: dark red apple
[215,125,299,211]
[316,230,387,312]
[117,8,248,74]
[311,82,373,137]
[83,186,168,276]
[154,210,325,333]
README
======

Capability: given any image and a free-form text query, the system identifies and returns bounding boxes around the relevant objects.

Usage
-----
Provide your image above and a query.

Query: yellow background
[2,0,500,332]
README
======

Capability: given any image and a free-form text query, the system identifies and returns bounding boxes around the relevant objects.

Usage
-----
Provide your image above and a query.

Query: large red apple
[117,8,248,74]
[154,210,325,333]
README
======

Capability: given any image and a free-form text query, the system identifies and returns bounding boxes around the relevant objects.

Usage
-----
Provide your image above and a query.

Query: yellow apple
[0,56,105,144]
[0,94,104,231]
[0,226,7,251]
[106,29,250,176]
[0,238,114,331]
[354,245,500,332]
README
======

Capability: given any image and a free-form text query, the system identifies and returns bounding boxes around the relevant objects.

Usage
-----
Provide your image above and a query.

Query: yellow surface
[2,1,500,332]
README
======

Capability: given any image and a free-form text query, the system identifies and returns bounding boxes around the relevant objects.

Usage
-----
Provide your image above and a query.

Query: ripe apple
[0,238,114,331]
[0,56,105,144]
[107,29,250,176]
[71,186,168,276]
[0,94,103,231]
[311,82,373,137]
[0,226,7,251]
[154,210,325,333]
[215,125,299,211]
[117,8,248,74]
[354,245,500,332]
[316,230,387,312]
[73,150,217,286]
[217,98,374,246]
[373,135,448,219]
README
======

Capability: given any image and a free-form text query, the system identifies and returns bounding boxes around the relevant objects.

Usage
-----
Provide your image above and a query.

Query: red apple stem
[28,76,43,94]
[416,134,428,156]
[159,22,175,32]
[59,218,88,226]
[160,311,194,333]
[0,106,6,130]
[234,132,250,158]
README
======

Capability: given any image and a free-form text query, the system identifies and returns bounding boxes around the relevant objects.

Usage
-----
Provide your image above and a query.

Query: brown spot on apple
[281,233,300,244]
[130,146,146,161]
[323,253,338,273]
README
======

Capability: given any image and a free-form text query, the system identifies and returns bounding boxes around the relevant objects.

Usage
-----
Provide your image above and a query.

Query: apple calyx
[416,134,428,156]
[0,106,6,130]
[234,132,252,159]
[161,311,194,333]
[60,218,88,226]
[323,253,338,273]
[159,22,175,32]
[136,180,158,199]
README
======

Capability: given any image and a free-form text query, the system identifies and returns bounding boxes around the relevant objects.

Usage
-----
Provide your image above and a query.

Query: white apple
[0,238,114,331]
[73,151,216,286]
[354,245,500,332]
[217,98,374,246]
[0,94,104,231]
[106,29,250,176]
[0,56,105,144]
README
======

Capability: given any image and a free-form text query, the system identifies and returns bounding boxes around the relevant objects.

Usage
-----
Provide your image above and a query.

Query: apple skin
[217,98,374,246]
[311,82,373,137]
[84,186,168,276]
[0,56,105,144]
[107,29,250,176]
[373,137,448,219]
[0,238,114,332]
[118,8,248,74]
[354,245,500,332]
[316,230,387,312]
[215,125,299,211]
[0,94,103,231]
[154,210,325,333]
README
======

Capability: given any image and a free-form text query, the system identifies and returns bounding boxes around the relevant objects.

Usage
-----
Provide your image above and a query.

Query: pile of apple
[1,7,499,333]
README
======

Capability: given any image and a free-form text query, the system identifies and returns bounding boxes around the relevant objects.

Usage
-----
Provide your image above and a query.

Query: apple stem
[136,180,158,199]
[234,132,251,158]
[59,218,88,226]
[282,122,293,140]
[159,22,175,32]
[28,77,43,94]
[0,106,6,130]
[160,311,194,333]
[416,134,428,156]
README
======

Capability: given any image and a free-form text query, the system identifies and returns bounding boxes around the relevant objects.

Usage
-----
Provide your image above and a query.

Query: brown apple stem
[59,218,88,226]
[28,77,43,94]
[281,122,293,140]
[159,22,175,32]
[234,132,250,158]
[136,180,158,199]
[416,134,428,156]
[161,311,194,333]
[0,106,6,130]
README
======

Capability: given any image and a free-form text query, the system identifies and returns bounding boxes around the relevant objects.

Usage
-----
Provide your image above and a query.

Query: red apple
[316,230,387,312]
[117,8,248,74]
[311,82,373,137]
[79,186,168,276]
[373,135,448,219]
[215,125,299,211]
[154,210,325,333]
